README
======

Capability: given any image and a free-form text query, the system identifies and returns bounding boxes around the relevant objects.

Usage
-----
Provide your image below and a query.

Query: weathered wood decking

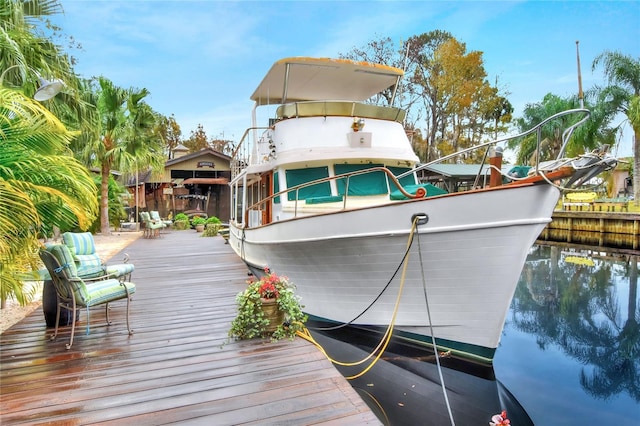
[0,231,380,425]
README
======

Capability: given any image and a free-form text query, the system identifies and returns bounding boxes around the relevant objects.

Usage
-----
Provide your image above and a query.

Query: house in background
[126,146,232,222]
[611,159,633,198]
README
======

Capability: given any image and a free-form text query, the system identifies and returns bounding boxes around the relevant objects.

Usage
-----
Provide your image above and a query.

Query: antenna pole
[576,40,584,108]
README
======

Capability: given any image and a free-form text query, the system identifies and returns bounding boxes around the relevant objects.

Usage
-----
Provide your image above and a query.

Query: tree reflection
[511,246,639,401]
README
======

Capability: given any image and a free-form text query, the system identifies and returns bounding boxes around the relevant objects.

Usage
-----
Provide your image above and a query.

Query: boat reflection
[510,244,639,403]
[309,323,533,426]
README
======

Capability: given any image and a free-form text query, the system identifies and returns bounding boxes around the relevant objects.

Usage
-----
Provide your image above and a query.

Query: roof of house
[166,147,231,166]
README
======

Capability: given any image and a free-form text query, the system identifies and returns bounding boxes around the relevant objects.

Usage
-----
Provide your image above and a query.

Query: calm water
[310,243,639,425]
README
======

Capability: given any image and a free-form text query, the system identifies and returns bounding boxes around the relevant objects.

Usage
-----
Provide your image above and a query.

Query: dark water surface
[309,243,639,425]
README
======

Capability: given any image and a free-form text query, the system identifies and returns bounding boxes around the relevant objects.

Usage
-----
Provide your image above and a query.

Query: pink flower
[259,281,279,299]
[489,410,510,426]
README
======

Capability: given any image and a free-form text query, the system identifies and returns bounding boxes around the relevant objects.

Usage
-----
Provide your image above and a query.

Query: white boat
[228,57,616,363]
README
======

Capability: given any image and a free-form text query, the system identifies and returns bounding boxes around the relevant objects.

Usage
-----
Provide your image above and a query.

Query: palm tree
[0,87,98,308]
[0,0,88,123]
[592,51,640,206]
[511,92,615,165]
[76,77,165,234]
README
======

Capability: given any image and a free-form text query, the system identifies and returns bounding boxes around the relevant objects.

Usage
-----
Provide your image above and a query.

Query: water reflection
[310,324,533,426]
[496,244,639,424]
[512,245,639,401]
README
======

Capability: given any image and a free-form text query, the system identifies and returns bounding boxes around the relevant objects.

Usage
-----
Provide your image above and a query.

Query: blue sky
[50,1,639,157]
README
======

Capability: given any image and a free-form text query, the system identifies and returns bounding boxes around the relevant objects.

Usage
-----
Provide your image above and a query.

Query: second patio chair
[150,210,172,232]
[140,212,164,238]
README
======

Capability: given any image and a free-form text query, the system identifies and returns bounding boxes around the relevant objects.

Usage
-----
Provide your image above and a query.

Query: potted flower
[191,216,206,232]
[229,268,307,341]
[201,216,222,237]
[173,213,189,230]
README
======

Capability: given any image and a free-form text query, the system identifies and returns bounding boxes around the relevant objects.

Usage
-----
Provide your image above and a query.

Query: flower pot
[195,224,205,232]
[174,220,188,230]
[260,297,285,333]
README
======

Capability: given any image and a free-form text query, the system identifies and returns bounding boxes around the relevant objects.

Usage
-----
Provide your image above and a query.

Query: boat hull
[230,184,559,362]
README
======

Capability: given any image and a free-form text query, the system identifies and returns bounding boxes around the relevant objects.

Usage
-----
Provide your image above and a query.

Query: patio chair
[140,212,164,238]
[39,244,136,350]
[62,232,134,281]
[150,210,172,232]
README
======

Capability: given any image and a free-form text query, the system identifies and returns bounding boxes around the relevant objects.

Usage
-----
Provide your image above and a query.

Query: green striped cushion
[85,280,136,307]
[47,244,90,303]
[47,244,78,278]
[75,254,102,267]
[63,232,97,256]
[78,265,107,279]
[106,264,135,277]
[63,232,103,267]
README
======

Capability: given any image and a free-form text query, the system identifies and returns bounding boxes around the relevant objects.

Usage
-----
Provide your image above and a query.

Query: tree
[343,32,511,163]
[511,92,616,166]
[157,113,182,159]
[340,35,407,107]
[210,138,235,156]
[183,123,210,152]
[405,33,510,162]
[592,51,640,206]
[0,0,99,308]
[0,87,98,308]
[0,0,89,128]
[75,77,165,234]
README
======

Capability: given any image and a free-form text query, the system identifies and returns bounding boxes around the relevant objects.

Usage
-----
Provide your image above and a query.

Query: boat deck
[0,231,379,425]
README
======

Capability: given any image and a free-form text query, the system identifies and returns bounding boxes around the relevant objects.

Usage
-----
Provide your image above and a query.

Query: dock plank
[0,231,380,425]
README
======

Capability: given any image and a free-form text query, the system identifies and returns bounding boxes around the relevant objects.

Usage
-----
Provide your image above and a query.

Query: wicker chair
[39,245,136,350]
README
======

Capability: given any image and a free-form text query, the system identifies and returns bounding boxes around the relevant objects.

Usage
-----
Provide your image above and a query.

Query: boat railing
[230,126,271,179]
[244,166,423,225]
[397,108,592,184]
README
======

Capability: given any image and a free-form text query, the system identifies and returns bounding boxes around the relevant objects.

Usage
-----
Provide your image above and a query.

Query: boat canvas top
[250,57,404,105]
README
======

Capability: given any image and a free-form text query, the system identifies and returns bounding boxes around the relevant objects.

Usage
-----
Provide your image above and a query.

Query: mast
[576,40,584,109]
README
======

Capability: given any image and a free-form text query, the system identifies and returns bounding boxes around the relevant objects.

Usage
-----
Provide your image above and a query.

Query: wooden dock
[0,231,380,425]
[540,210,640,251]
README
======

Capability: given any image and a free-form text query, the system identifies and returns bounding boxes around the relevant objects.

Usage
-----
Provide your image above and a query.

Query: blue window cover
[389,183,448,200]
[274,171,280,204]
[334,163,387,196]
[285,167,331,201]
[387,166,416,187]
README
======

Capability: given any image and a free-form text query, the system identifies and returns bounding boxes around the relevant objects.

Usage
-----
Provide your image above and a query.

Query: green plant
[200,216,222,237]
[205,216,221,224]
[201,224,221,237]
[229,268,307,341]
[173,213,189,230]
[191,216,206,226]
[174,213,188,221]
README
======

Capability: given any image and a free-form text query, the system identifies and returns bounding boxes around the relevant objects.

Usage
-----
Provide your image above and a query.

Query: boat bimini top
[250,57,404,106]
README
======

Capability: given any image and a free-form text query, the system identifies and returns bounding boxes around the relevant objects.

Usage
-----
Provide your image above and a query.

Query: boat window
[285,167,331,201]
[233,185,244,223]
[335,164,387,196]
